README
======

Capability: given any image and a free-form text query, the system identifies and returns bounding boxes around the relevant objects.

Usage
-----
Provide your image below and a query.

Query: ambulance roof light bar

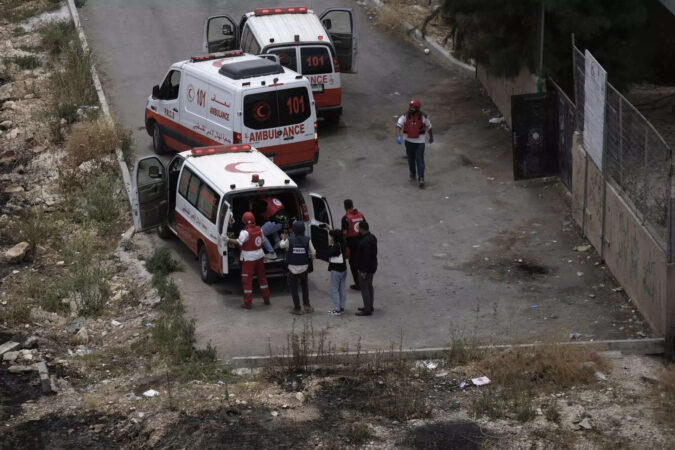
[190,144,252,157]
[254,6,308,16]
[190,50,244,63]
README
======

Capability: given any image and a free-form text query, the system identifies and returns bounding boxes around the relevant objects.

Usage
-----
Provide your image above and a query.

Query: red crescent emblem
[225,162,264,174]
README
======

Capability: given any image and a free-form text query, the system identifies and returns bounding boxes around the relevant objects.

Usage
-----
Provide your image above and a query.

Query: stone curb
[363,0,475,74]
[227,337,665,369]
[65,0,133,216]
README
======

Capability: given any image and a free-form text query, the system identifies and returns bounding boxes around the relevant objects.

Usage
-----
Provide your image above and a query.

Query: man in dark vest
[396,98,433,189]
[280,220,316,315]
[341,199,365,291]
[228,211,270,309]
[356,220,377,316]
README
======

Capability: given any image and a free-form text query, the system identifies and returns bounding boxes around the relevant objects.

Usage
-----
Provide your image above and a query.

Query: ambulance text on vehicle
[145,51,319,176]
[202,6,357,123]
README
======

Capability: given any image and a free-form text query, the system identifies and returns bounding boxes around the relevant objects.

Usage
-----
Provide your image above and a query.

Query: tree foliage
[440,0,654,90]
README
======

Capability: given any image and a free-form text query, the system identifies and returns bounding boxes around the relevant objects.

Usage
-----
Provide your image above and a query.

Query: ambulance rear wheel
[152,124,167,154]
[199,245,217,284]
[324,111,340,125]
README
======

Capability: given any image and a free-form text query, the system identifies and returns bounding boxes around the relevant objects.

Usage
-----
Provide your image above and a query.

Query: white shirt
[279,237,316,274]
[237,229,265,261]
[397,113,432,144]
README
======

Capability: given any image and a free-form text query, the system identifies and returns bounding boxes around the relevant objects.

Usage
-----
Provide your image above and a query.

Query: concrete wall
[476,64,538,128]
[571,132,674,337]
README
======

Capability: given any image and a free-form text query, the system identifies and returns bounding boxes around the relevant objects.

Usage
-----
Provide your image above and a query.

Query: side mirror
[152,85,160,99]
[322,18,332,30]
[222,24,233,36]
[149,166,161,179]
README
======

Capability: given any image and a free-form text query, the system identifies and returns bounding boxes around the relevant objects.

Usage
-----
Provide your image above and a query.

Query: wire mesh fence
[571,46,672,258]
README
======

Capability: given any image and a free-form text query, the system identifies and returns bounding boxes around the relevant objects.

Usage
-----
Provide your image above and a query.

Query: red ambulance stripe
[175,211,222,274]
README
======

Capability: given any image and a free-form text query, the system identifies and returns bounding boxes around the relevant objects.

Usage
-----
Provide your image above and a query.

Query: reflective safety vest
[241,225,263,251]
[286,235,310,266]
[345,209,365,238]
[403,111,426,139]
[262,197,284,220]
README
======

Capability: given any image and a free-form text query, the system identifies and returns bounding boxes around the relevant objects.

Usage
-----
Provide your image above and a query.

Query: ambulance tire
[152,124,167,154]
[199,244,218,284]
[157,219,172,240]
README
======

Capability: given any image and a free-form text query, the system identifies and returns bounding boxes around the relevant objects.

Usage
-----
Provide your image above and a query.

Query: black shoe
[358,306,375,312]
[350,284,360,291]
[355,310,372,316]
[419,179,425,189]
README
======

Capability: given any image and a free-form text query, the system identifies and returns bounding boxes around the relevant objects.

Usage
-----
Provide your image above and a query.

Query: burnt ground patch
[0,365,42,421]
[454,255,554,283]
[1,412,134,450]
[404,422,490,450]
[154,406,324,449]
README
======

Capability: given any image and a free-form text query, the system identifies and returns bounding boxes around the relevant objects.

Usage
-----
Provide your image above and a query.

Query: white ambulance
[145,51,319,176]
[131,144,335,282]
[202,6,357,123]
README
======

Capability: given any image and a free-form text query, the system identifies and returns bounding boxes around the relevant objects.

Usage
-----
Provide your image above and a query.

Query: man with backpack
[396,98,434,189]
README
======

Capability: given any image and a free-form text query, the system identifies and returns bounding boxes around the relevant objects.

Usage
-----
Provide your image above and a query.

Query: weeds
[64,117,121,167]
[71,261,111,316]
[544,403,561,423]
[40,20,76,56]
[146,248,182,276]
[11,55,40,70]
[345,423,373,446]
[444,334,484,367]
[27,278,69,314]
[7,208,56,261]
[6,302,30,326]
[49,43,97,127]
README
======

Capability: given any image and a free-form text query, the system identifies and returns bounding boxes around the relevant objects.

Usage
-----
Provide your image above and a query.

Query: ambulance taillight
[333,57,340,73]
[302,203,310,222]
[314,121,318,141]
[234,132,242,144]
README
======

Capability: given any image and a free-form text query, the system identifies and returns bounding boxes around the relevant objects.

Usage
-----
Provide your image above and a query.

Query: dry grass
[64,117,122,168]
[0,0,60,23]
[374,4,404,33]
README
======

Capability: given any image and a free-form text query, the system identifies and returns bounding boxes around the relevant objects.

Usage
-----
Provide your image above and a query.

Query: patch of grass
[146,248,182,276]
[345,423,373,446]
[120,238,136,252]
[49,43,97,127]
[0,0,61,23]
[75,0,87,8]
[40,20,76,56]
[70,261,111,317]
[444,334,484,367]
[374,4,404,33]
[6,208,56,262]
[64,117,121,168]
[12,26,26,36]
[6,302,31,326]
[544,402,561,423]
[11,55,40,70]
[27,277,69,314]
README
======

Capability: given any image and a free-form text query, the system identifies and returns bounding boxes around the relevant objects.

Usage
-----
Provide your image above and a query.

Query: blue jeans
[330,270,347,311]
[405,141,425,180]
[261,221,282,253]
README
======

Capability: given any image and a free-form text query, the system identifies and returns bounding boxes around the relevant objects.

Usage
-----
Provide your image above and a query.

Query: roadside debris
[471,376,491,386]
[569,332,582,340]
[489,116,504,124]
[574,244,591,252]
[0,341,20,356]
[143,389,159,398]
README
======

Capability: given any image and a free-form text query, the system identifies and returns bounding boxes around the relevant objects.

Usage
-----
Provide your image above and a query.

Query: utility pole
[537,0,545,93]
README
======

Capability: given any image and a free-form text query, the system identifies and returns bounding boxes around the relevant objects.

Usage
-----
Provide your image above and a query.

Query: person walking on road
[228,212,270,309]
[341,199,365,291]
[355,221,377,316]
[280,220,316,315]
[396,98,434,189]
[326,229,349,315]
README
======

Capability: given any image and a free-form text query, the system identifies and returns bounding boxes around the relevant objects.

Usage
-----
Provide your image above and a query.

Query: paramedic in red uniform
[228,212,271,309]
[341,199,365,291]
[396,98,433,189]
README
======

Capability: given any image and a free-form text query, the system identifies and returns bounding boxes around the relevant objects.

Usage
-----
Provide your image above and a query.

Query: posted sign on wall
[583,50,607,171]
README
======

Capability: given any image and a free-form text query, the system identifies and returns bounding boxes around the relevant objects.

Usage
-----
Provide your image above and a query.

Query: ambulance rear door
[320,8,358,73]
[217,198,233,274]
[131,156,167,232]
[203,15,240,53]
[309,193,333,261]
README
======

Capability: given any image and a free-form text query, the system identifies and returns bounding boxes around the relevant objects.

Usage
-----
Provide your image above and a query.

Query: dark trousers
[359,273,374,312]
[287,271,309,309]
[346,236,361,288]
[405,141,426,180]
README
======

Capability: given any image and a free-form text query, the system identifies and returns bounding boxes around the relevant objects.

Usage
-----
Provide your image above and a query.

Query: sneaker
[263,298,270,305]
[358,306,375,312]
[419,179,425,189]
[329,309,343,316]
[355,310,372,316]
[350,284,360,291]
[304,305,314,313]
[241,303,252,310]
[264,252,277,261]
[290,308,303,315]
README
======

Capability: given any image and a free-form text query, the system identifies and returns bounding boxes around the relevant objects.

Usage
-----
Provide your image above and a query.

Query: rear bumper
[277,151,319,176]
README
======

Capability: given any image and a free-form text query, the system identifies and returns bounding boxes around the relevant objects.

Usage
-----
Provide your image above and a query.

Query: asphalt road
[80,0,649,359]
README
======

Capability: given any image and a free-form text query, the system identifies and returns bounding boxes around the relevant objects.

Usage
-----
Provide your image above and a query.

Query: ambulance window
[160,70,181,100]
[241,26,252,53]
[269,48,297,71]
[217,201,229,234]
[178,167,193,198]
[186,173,201,206]
[300,47,332,75]
[197,183,220,223]
[243,91,277,130]
[249,36,261,54]
[277,87,311,126]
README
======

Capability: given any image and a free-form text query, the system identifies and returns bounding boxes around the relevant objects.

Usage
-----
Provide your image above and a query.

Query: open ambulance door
[320,8,358,73]
[203,15,240,53]
[217,199,233,275]
[131,156,167,232]
[309,193,334,261]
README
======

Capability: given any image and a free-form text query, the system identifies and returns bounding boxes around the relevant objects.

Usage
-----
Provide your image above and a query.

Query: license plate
[311,83,324,93]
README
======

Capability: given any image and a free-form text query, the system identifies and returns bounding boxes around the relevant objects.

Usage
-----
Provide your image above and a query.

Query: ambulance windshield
[243,87,311,130]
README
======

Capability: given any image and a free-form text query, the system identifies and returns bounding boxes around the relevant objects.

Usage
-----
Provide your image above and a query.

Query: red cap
[242,212,255,225]
[409,98,421,108]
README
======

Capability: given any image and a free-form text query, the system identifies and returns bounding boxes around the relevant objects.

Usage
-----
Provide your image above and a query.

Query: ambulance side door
[131,156,167,232]
[309,193,334,261]
[217,199,232,275]
[320,8,358,73]
[203,15,240,53]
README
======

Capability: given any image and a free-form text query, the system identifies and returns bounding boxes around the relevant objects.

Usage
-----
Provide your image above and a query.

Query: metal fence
[571,46,673,259]
[548,79,576,190]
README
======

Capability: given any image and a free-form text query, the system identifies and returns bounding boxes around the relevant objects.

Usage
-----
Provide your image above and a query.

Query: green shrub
[13,55,40,70]
[146,248,182,276]
[49,43,97,125]
[40,20,76,55]
[71,261,111,317]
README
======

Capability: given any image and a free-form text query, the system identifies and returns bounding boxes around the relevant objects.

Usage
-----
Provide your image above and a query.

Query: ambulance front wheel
[199,245,218,284]
[152,124,167,154]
